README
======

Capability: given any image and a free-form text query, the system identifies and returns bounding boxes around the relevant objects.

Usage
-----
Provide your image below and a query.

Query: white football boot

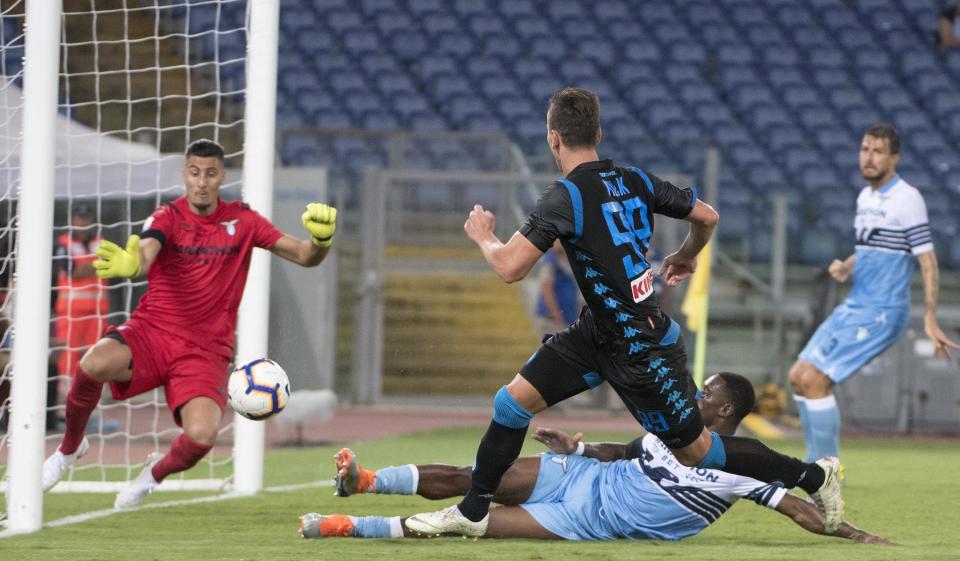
[42,437,90,492]
[114,452,163,510]
[404,505,488,537]
[810,456,844,533]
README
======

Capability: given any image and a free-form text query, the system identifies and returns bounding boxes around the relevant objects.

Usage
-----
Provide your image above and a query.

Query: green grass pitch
[2,428,958,561]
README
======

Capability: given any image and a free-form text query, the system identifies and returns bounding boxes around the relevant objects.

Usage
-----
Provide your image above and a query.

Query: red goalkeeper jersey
[135,197,284,357]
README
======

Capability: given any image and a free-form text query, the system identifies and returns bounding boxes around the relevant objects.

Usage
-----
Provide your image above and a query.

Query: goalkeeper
[42,139,337,509]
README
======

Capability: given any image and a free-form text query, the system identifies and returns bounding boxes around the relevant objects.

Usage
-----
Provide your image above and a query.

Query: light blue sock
[806,395,840,459]
[793,395,815,462]
[351,516,403,538]
[373,465,418,495]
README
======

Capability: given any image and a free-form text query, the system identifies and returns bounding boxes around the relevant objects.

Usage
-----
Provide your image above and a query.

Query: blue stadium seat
[874,89,915,113]
[511,57,553,81]
[751,105,793,132]
[829,87,870,112]
[374,10,415,35]
[782,88,822,111]
[508,15,552,38]
[842,107,884,131]
[389,33,428,61]
[325,9,363,32]
[466,14,506,36]
[701,23,740,46]
[912,70,955,98]
[792,26,838,52]
[482,34,523,58]
[767,67,806,91]
[716,44,757,66]
[421,13,461,36]
[621,42,662,64]
[416,56,458,80]
[766,127,805,152]
[435,32,476,58]
[529,36,569,62]
[497,0,537,18]
[799,107,838,129]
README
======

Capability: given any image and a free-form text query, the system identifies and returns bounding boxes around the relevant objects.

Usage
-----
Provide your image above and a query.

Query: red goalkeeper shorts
[105,318,230,426]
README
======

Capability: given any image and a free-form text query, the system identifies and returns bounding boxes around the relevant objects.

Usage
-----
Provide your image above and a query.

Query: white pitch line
[0,480,332,538]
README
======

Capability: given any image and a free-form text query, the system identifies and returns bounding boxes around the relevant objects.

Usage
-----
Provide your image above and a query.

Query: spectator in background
[937,0,960,48]
[53,205,109,383]
[532,240,579,336]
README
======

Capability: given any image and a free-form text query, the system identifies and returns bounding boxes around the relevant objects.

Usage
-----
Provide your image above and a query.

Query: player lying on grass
[300,373,889,544]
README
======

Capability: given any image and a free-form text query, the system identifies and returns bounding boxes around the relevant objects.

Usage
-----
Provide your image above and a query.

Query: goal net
[1,0,257,497]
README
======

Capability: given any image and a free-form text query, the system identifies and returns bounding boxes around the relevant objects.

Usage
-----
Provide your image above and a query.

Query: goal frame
[5,0,281,534]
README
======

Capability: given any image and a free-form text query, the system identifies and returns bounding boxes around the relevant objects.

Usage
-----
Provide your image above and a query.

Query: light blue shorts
[519,453,616,541]
[798,303,908,383]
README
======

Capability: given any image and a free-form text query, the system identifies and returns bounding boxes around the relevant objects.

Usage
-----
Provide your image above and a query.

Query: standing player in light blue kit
[789,124,959,461]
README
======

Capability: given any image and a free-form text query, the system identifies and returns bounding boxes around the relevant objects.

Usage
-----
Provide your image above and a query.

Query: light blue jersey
[520,435,786,541]
[849,175,932,308]
[799,175,930,382]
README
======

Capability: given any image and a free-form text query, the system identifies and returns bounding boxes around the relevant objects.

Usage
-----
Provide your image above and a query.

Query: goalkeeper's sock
[150,433,213,482]
[793,394,816,461]
[60,367,103,455]
[374,465,418,495]
[806,395,840,460]
[351,516,404,538]
[707,434,825,493]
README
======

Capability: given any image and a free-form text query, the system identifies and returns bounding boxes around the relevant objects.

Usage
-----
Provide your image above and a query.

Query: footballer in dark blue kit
[406,88,845,538]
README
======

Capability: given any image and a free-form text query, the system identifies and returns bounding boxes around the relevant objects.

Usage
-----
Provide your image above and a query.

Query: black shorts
[519,308,704,449]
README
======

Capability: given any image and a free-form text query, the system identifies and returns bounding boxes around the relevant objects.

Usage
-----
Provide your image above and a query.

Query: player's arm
[828,253,855,283]
[532,427,633,462]
[916,251,960,356]
[774,493,893,544]
[659,200,719,287]
[270,235,328,267]
[465,204,543,283]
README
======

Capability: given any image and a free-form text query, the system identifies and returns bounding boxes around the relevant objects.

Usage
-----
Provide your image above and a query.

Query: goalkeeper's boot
[334,448,376,497]
[810,456,844,533]
[299,513,354,538]
[405,505,488,537]
[42,437,90,491]
[114,452,163,510]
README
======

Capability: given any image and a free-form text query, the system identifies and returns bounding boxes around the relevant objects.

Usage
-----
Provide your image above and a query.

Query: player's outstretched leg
[114,452,163,509]
[300,513,404,539]
[334,448,420,497]
[334,448,377,496]
[693,432,844,533]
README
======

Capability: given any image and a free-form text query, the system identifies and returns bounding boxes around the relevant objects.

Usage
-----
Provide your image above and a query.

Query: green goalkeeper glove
[93,235,141,279]
[301,203,337,248]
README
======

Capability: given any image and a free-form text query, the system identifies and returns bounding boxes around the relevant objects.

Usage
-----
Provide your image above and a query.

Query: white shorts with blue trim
[798,302,908,383]
[519,453,617,541]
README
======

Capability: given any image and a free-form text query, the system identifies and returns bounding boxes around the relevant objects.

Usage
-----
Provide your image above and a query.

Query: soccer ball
[228,358,290,420]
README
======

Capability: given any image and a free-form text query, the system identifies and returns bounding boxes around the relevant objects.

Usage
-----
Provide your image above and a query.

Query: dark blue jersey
[520,159,696,355]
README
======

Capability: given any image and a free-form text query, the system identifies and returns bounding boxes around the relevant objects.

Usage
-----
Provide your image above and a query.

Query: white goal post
[3,0,280,534]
